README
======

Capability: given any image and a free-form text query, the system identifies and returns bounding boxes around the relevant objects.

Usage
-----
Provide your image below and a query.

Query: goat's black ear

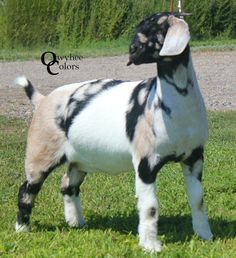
[159,16,190,56]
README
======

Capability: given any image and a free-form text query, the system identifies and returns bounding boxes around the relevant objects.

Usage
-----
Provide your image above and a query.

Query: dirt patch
[0,51,235,119]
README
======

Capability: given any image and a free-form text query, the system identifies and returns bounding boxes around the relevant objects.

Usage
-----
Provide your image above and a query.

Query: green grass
[0,111,235,257]
[190,38,236,52]
[0,38,130,62]
[0,38,236,61]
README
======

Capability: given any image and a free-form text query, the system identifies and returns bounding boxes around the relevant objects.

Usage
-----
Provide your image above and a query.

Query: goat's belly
[66,144,133,173]
[66,127,133,174]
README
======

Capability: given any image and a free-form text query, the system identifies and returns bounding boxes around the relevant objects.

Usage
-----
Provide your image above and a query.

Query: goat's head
[127,13,190,66]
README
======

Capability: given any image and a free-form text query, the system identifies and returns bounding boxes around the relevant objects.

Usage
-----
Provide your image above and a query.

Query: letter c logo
[41,51,59,75]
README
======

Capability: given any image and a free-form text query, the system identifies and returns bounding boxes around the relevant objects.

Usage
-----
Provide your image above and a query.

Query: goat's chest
[153,86,208,158]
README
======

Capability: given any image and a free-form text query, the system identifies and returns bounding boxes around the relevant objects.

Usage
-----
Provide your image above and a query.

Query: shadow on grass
[86,213,194,243]
[34,221,69,232]
[34,212,236,243]
[87,213,236,243]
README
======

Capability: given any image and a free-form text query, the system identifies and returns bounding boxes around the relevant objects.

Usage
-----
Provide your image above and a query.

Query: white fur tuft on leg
[15,222,30,232]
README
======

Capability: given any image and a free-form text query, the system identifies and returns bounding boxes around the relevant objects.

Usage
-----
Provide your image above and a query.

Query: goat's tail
[14,76,45,107]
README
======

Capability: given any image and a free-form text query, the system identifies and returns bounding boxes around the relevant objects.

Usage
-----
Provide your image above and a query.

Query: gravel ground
[0,51,235,119]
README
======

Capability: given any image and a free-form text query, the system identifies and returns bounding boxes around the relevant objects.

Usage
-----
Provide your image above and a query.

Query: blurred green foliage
[0,0,235,48]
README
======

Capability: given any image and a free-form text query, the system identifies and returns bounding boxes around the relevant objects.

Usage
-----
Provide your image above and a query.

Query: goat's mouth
[127,52,139,66]
[127,47,161,66]
[127,44,140,66]
[127,49,135,66]
[127,53,145,66]
[127,59,133,66]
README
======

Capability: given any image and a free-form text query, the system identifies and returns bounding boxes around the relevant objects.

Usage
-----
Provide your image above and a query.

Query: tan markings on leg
[22,193,36,205]
[61,174,70,191]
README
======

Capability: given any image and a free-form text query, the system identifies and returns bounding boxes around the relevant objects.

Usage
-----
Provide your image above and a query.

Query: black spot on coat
[183,147,204,169]
[150,207,156,217]
[63,79,125,136]
[126,77,156,141]
[138,153,184,184]
[61,185,80,197]
[158,46,190,96]
[157,97,171,116]
[183,147,204,182]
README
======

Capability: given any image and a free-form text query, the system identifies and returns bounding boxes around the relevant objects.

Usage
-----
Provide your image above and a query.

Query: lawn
[0,112,235,257]
[0,38,236,61]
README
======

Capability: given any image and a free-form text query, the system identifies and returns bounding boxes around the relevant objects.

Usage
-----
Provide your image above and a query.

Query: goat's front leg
[134,157,161,252]
[182,149,213,240]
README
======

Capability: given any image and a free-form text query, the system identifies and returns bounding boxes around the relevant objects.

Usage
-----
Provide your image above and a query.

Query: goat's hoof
[194,225,213,241]
[15,222,30,232]
[67,219,86,228]
[140,240,162,253]
[198,231,213,241]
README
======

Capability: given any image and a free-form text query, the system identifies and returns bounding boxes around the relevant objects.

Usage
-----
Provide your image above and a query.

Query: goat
[15,13,213,252]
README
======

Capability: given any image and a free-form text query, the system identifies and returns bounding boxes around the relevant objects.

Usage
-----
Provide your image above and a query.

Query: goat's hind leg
[182,148,213,240]
[16,173,47,232]
[61,163,86,227]
[16,155,66,232]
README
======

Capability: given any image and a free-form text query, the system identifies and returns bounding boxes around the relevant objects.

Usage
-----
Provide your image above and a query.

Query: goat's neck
[155,47,207,118]
[157,47,199,96]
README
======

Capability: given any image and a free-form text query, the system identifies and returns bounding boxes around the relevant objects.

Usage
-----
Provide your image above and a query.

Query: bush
[0,0,235,49]
[185,0,236,39]
[0,0,61,48]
